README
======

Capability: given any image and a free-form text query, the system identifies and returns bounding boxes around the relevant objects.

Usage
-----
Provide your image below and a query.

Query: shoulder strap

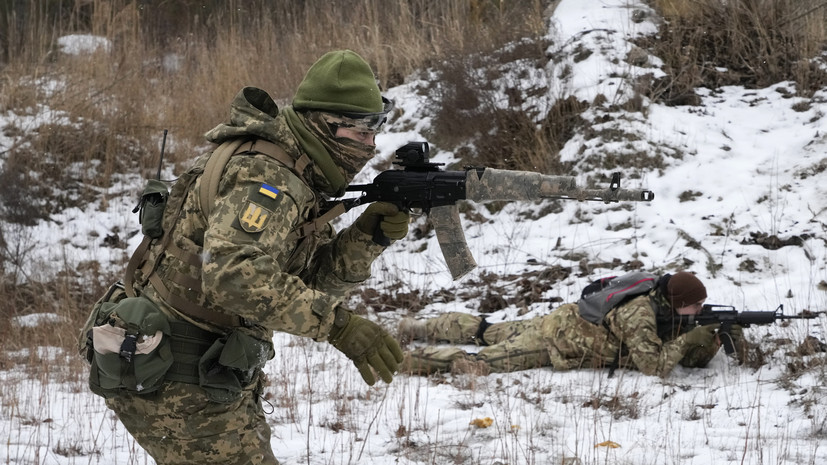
[200,138,314,219]
[124,172,201,298]
[199,139,247,220]
[199,138,344,239]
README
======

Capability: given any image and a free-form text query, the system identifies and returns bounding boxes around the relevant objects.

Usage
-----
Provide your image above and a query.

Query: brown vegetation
[640,0,827,104]
[1,0,827,371]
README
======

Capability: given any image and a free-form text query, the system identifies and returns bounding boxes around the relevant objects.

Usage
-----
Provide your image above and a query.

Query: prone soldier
[400,271,760,377]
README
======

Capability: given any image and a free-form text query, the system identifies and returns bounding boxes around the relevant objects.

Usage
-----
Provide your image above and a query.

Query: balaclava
[283,50,386,196]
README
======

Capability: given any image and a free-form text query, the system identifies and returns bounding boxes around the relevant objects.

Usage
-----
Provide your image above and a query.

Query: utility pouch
[198,330,275,403]
[84,292,174,398]
[134,179,169,239]
[79,281,127,361]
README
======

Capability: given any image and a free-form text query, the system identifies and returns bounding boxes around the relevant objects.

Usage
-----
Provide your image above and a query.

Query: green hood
[204,87,281,144]
[204,86,344,196]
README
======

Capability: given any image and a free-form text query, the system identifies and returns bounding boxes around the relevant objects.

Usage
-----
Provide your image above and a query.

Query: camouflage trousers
[402,304,726,376]
[403,312,551,374]
[105,380,278,465]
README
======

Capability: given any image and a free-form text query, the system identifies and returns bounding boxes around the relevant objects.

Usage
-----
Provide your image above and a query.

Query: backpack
[577,271,657,325]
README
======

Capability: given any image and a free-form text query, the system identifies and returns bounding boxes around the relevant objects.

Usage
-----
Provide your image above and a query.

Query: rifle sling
[293,201,346,240]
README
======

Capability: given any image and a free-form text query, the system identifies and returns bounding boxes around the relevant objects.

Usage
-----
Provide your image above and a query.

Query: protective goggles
[325,97,395,132]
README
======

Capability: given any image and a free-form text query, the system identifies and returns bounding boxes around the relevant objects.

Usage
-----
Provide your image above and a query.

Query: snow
[1,0,826,464]
[56,35,111,56]
[11,313,64,328]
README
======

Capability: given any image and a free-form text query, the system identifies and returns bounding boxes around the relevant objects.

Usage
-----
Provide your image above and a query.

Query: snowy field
[2,1,826,464]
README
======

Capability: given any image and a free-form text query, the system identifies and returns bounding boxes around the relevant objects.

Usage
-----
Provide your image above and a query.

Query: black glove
[328,307,404,386]
[354,202,410,243]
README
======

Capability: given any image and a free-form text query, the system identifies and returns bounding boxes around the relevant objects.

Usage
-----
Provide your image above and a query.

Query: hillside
[1,0,826,464]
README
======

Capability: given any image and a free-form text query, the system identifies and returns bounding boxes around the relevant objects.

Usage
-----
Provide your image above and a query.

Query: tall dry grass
[641,0,827,104]
[1,0,547,175]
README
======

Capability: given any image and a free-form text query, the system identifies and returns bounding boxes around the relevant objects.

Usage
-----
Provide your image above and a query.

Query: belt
[164,320,222,385]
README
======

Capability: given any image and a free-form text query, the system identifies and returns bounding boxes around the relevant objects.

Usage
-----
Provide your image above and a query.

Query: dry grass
[0,273,113,383]
[1,0,548,175]
[640,0,827,104]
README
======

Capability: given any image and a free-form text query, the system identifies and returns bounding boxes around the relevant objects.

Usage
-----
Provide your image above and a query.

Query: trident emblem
[239,202,270,232]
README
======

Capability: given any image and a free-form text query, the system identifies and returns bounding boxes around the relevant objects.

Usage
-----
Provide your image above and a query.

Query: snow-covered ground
[2,1,826,464]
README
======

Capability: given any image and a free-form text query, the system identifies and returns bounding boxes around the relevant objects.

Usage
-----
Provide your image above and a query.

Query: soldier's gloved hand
[328,306,404,386]
[719,324,743,348]
[683,323,720,348]
[725,325,749,364]
[354,202,410,242]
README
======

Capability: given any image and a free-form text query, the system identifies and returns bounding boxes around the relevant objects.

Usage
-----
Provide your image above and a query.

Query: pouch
[84,292,174,398]
[79,281,127,360]
[134,179,169,239]
[198,330,275,403]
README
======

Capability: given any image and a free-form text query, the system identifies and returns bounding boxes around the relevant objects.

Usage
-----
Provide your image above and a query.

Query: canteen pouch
[84,293,174,398]
[134,179,169,239]
[198,330,275,403]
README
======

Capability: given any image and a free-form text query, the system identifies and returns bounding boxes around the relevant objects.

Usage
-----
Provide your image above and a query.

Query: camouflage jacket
[138,88,385,342]
[541,292,718,377]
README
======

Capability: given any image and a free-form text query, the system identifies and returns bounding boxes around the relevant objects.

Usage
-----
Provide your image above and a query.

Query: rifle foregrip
[465,168,577,202]
[719,331,736,354]
[718,322,735,354]
[465,168,653,203]
[429,205,477,280]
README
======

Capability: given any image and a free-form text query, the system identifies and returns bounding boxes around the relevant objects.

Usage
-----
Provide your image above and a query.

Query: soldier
[401,271,746,377]
[88,50,407,464]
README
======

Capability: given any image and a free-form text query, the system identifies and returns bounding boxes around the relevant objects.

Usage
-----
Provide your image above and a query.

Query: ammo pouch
[80,286,274,403]
[81,284,174,399]
[133,179,169,239]
[198,330,275,403]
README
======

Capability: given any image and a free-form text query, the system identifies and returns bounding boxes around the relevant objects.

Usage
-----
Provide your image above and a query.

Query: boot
[397,317,428,344]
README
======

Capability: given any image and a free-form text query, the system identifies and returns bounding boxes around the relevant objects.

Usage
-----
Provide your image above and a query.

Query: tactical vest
[125,138,346,334]
[577,271,658,325]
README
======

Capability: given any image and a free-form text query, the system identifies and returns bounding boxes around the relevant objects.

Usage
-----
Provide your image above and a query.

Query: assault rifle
[682,304,818,354]
[330,141,654,280]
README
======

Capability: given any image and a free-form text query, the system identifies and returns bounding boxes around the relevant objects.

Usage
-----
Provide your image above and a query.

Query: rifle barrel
[465,168,653,203]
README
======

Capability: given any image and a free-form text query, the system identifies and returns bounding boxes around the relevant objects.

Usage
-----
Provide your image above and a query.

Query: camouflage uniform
[104,52,394,465]
[405,292,719,377]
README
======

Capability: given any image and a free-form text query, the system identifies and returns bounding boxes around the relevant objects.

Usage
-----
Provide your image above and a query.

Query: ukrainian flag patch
[259,183,279,199]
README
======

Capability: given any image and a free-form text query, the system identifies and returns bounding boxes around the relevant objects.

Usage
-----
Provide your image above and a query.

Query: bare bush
[427,39,575,174]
